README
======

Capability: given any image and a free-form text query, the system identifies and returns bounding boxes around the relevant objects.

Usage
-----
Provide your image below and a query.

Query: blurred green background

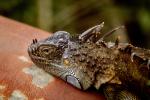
[0,0,150,48]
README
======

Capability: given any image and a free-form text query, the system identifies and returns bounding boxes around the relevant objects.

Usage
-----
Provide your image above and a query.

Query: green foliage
[0,0,22,10]
[138,9,150,33]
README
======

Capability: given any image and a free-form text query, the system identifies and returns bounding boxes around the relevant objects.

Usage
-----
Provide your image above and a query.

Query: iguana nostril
[31,47,36,53]
[28,46,32,54]
[28,46,37,54]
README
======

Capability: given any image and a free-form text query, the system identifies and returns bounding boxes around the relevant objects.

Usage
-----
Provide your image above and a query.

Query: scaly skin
[28,23,150,100]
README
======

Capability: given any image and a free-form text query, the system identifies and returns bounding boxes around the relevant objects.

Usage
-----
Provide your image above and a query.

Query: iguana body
[28,23,150,100]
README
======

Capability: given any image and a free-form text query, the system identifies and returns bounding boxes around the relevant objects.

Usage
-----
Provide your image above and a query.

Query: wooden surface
[0,16,105,100]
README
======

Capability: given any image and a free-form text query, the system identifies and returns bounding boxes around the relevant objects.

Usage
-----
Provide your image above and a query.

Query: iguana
[28,22,150,100]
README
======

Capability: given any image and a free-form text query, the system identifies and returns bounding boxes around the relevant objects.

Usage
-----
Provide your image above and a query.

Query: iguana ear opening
[66,75,82,89]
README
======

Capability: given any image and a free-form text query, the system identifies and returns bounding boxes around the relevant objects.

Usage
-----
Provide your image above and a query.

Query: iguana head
[28,31,72,77]
[28,31,91,90]
[28,31,70,63]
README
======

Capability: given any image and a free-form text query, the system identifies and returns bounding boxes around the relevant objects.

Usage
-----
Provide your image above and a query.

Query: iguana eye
[42,48,51,54]
[39,46,55,55]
